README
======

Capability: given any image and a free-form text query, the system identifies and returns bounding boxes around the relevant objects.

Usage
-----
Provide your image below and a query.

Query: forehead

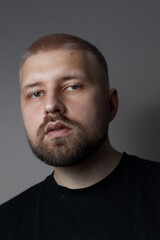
[20,50,95,84]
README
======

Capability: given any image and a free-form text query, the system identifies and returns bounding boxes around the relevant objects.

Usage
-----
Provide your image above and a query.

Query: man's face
[20,50,110,167]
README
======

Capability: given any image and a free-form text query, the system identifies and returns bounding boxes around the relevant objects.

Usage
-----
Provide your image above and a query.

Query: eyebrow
[21,73,89,92]
[21,81,44,92]
[62,73,90,83]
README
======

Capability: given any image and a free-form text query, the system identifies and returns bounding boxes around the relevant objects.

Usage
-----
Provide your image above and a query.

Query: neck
[54,141,122,189]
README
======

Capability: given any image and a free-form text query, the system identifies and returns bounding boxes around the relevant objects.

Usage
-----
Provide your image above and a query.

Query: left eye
[31,92,43,98]
[66,85,81,91]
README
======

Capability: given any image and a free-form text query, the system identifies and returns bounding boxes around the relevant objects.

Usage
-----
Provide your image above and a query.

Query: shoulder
[123,152,160,173]
[0,174,53,239]
[122,152,160,188]
[0,174,51,214]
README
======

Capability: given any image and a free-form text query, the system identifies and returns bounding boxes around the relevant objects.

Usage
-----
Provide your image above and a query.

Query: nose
[44,93,66,115]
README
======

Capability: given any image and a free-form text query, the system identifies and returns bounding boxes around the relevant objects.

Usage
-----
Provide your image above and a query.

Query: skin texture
[20,49,121,189]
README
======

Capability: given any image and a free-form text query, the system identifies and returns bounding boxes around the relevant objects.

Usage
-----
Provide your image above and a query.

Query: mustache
[36,113,82,138]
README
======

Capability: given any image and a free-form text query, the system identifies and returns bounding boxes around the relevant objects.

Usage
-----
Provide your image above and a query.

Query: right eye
[30,91,44,98]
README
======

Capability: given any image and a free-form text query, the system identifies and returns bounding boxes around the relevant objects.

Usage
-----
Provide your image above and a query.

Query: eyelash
[65,84,82,91]
[29,91,44,98]
[28,84,82,99]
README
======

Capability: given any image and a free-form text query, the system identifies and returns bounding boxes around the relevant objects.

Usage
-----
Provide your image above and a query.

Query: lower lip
[45,128,72,139]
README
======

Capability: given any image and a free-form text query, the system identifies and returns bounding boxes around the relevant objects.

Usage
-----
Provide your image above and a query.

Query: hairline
[20,34,109,89]
[20,49,109,89]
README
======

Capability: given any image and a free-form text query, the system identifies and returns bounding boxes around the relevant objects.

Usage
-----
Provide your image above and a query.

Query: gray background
[0,0,160,204]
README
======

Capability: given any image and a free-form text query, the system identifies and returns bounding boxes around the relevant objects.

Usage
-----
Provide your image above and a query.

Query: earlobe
[108,88,119,122]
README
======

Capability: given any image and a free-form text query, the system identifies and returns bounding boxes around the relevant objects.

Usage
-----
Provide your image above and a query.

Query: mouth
[45,121,72,139]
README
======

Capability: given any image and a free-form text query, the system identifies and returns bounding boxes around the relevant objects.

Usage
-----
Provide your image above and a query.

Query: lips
[45,121,72,139]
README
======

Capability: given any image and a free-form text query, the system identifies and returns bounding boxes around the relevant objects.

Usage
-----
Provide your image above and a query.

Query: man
[1,34,160,240]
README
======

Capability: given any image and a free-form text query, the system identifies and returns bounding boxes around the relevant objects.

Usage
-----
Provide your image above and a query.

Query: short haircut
[21,33,109,87]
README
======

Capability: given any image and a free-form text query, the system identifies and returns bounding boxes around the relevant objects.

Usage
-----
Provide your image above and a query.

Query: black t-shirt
[1,152,160,240]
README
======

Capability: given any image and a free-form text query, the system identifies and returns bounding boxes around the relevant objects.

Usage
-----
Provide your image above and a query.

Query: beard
[27,113,108,167]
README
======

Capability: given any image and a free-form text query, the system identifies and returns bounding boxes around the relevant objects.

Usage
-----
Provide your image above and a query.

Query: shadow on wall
[131,103,160,162]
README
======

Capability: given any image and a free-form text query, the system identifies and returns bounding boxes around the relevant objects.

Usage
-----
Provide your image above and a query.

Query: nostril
[55,108,61,113]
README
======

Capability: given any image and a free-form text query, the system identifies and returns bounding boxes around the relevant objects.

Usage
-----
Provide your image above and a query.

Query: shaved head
[20,33,109,89]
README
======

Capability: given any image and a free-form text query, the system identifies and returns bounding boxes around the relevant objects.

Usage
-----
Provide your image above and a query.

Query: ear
[108,88,119,122]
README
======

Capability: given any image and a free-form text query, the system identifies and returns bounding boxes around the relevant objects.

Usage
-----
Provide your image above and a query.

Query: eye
[65,84,82,91]
[30,91,44,98]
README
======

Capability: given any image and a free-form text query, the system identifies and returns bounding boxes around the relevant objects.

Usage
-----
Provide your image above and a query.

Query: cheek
[67,95,105,130]
[21,104,43,137]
